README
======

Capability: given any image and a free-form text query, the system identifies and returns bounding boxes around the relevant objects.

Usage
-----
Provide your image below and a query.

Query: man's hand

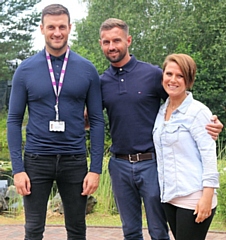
[14,172,31,196]
[81,172,100,196]
[206,115,223,140]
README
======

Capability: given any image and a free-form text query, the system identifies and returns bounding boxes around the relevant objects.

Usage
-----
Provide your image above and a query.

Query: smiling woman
[153,54,219,240]
[33,0,87,50]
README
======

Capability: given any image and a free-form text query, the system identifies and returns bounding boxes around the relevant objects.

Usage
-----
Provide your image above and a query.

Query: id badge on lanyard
[49,104,65,132]
[46,47,69,132]
[49,120,65,132]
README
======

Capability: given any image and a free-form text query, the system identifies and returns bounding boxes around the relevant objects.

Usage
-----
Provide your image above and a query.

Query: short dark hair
[41,4,70,24]
[99,18,129,37]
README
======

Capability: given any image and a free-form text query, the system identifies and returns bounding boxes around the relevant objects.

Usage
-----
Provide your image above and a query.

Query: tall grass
[217,137,226,161]
[216,137,226,225]
[91,155,117,214]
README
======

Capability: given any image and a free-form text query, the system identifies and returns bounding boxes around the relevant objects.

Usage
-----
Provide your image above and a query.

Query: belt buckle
[128,153,140,163]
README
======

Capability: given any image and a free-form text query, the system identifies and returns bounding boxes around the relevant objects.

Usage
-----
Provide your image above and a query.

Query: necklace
[168,104,180,110]
[168,93,188,110]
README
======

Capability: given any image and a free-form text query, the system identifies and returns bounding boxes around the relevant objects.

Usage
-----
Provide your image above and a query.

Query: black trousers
[23,153,88,240]
[162,203,216,240]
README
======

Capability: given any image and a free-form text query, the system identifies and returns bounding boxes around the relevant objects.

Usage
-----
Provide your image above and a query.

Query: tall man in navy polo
[7,4,104,240]
[99,18,223,240]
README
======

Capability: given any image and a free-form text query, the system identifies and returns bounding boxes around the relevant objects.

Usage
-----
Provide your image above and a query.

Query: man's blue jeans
[109,156,170,240]
[23,152,88,240]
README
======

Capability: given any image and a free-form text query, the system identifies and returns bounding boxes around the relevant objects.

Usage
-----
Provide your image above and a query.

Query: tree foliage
[0,0,41,80]
[72,0,226,134]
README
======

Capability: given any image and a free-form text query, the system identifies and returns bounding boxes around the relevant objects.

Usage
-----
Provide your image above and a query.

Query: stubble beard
[46,40,68,53]
[106,50,127,64]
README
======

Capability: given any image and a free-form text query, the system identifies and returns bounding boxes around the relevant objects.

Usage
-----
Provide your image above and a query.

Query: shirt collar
[164,91,194,114]
[50,52,66,62]
[109,55,137,75]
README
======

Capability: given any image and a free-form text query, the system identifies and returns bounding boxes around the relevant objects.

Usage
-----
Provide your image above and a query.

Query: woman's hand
[194,188,214,223]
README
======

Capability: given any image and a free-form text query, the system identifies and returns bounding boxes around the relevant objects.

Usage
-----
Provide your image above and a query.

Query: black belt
[112,152,155,163]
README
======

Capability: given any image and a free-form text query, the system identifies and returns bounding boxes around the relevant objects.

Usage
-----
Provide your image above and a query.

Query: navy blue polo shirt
[101,55,168,154]
[7,49,104,174]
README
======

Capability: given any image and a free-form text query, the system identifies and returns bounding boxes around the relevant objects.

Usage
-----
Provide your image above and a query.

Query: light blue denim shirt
[153,92,219,203]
